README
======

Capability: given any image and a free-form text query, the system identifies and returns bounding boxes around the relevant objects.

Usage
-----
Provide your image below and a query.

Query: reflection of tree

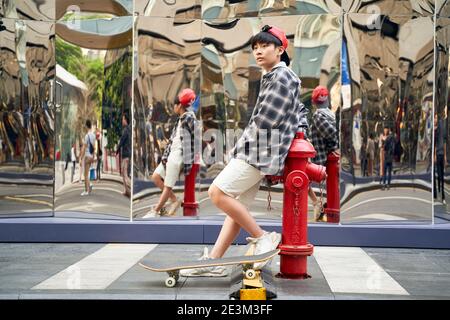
[56,38,104,143]
[102,49,132,150]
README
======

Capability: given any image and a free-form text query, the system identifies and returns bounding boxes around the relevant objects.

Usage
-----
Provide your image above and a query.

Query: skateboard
[139,249,280,287]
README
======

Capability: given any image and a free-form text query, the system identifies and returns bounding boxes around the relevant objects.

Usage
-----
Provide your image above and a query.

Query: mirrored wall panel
[340,14,434,224]
[53,16,132,219]
[0,18,55,216]
[434,16,450,224]
[437,0,450,18]
[132,17,201,219]
[199,15,340,221]
[0,0,55,21]
[134,0,201,19]
[55,0,132,21]
[342,0,435,16]
[202,0,341,19]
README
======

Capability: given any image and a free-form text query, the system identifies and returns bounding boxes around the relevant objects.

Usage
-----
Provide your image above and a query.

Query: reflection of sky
[58,16,132,35]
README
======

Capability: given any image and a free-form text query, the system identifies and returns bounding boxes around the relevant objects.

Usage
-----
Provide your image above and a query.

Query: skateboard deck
[139,249,280,287]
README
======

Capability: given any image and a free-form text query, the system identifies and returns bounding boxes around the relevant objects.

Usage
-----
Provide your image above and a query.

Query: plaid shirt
[310,107,338,166]
[231,62,308,176]
[162,109,198,175]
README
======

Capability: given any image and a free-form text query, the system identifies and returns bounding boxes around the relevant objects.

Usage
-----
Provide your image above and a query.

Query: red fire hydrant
[182,163,199,216]
[279,132,327,279]
[324,152,340,223]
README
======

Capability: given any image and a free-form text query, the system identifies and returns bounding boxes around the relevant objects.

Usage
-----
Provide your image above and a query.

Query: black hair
[174,97,180,105]
[369,132,374,139]
[250,31,282,50]
[123,113,129,124]
[85,119,92,129]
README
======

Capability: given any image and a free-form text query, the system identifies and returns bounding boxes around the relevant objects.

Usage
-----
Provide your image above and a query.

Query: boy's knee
[208,185,222,204]
[151,172,160,182]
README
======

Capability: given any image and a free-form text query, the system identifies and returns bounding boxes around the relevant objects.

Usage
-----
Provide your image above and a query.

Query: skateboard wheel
[245,269,256,280]
[165,277,177,288]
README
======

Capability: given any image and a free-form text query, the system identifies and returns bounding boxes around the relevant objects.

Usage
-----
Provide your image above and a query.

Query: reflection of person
[96,129,102,181]
[367,133,375,176]
[0,137,3,164]
[80,120,95,196]
[382,126,395,190]
[143,89,197,217]
[180,25,308,277]
[360,141,367,177]
[116,114,131,197]
[78,141,83,184]
[352,100,362,165]
[308,86,339,222]
[434,114,447,204]
[70,142,76,183]
[379,128,388,181]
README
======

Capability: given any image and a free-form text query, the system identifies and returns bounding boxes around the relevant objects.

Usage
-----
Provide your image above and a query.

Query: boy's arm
[297,102,309,134]
[252,81,292,130]
[314,112,338,151]
[162,121,179,162]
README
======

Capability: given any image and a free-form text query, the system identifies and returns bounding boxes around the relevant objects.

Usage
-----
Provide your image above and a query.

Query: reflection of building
[55,64,87,160]
[0,18,55,171]
[342,14,434,176]
[2,0,450,232]
[134,18,201,178]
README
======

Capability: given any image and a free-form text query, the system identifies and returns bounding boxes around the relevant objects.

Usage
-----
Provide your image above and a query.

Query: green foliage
[56,37,105,142]
[60,13,115,21]
[55,38,82,71]
[102,50,132,150]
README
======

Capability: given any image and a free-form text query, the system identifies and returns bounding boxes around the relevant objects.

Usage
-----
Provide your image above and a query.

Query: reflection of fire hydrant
[279,132,327,279]
[324,152,340,223]
[182,163,199,216]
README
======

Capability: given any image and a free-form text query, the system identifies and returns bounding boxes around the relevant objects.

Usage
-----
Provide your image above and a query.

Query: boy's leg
[152,170,177,202]
[153,156,183,211]
[308,187,318,204]
[84,157,91,192]
[209,216,241,259]
[209,184,264,247]
[155,186,174,212]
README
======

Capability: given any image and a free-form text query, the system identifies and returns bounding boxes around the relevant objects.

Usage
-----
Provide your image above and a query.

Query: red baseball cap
[312,86,329,104]
[178,88,196,106]
[261,25,290,66]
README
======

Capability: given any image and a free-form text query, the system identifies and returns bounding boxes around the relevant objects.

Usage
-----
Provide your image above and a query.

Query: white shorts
[154,150,183,188]
[212,158,264,209]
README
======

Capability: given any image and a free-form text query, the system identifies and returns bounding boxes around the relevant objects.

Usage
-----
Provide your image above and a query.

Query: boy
[143,89,197,217]
[308,86,339,222]
[180,25,309,277]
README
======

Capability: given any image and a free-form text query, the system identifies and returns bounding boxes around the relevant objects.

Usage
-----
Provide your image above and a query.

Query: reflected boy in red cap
[143,89,197,218]
[308,86,339,222]
[180,25,309,277]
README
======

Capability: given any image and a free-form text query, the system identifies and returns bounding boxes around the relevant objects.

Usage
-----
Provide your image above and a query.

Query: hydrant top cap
[289,138,316,157]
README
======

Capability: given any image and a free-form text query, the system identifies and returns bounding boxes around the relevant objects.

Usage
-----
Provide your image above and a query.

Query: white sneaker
[166,199,182,216]
[142,207,158,219]
[179,247,228,277]
[246,231,281,270]
[80,191,89,196]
